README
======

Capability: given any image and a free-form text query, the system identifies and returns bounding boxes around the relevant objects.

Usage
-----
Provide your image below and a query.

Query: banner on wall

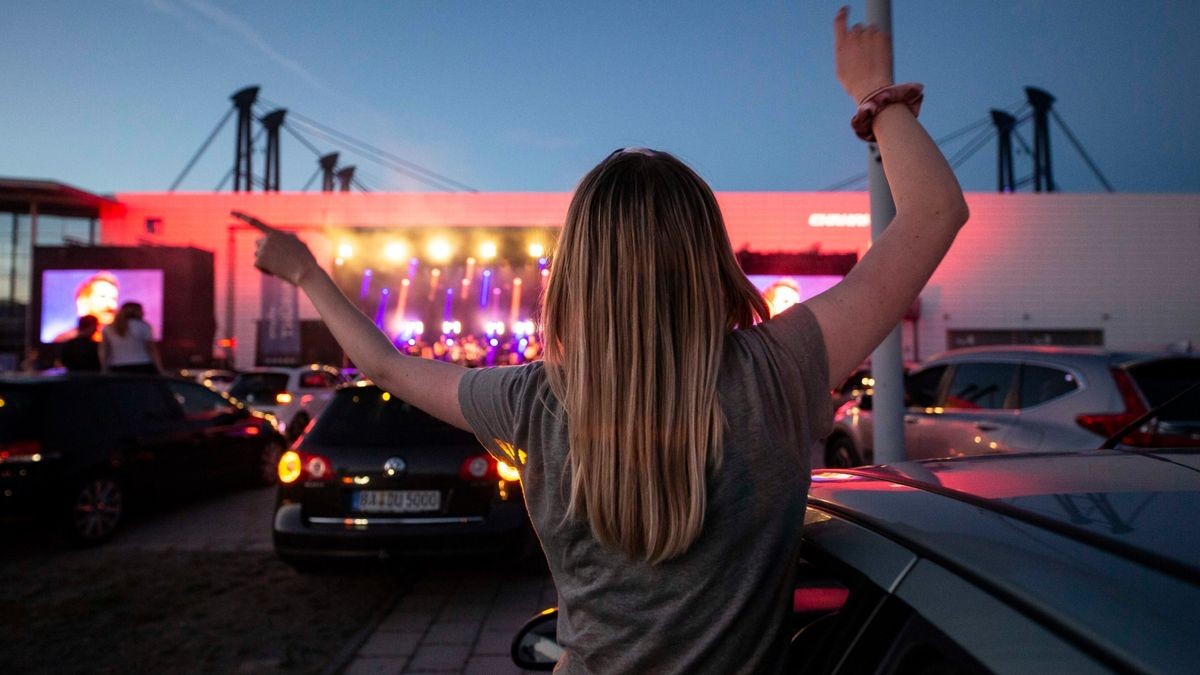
[259,273,300,364]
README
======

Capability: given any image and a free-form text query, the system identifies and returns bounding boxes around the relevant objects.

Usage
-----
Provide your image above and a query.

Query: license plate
[352,490,441,513]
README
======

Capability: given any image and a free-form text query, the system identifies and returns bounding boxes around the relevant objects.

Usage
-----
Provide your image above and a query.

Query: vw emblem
[383,457,407,477]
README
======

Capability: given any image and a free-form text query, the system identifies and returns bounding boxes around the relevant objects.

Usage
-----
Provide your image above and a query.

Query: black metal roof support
[1025,87,1057,192]
[336,166,356,192]
[320,153,339,192]
[230,86,260,192]
[1050,109,1116,193]
[990,110,1017,193]
[260,109,287,192]
[169,107,234,192]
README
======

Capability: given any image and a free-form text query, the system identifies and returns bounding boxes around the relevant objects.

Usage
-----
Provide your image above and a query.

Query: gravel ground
[0,548,405,674]
[0,485,408,675]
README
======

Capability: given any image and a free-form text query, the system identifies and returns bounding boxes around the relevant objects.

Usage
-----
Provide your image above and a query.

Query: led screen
[41,269,164,343]
[747,274,842,318]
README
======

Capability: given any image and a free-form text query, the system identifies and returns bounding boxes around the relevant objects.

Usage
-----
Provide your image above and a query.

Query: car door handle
[904,416,919,424]
[974,422,998,432]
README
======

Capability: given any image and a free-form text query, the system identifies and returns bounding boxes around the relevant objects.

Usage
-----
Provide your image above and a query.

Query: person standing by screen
[60,315,102,372]
[101,302,162,374]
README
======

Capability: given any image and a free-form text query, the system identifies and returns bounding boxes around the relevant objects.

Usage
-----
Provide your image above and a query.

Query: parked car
[273,381,534,572]
[0,373,285,544]
[178,368,239,393]
[512,449,1200,672]
[832,366,873,409]
[825,347,1200,467]
[227,364,344,441]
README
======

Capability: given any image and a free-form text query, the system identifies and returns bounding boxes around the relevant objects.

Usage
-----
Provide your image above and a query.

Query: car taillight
[0,440,45,463]
[458,454,522,482]
[459,454,498,481]
[793,586,850,614]
[276,392,293,405]
[1076,368,1155,446]
[278,449,335,483]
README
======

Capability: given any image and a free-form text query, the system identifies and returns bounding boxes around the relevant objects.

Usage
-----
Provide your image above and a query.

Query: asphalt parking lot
[1,486,553,674]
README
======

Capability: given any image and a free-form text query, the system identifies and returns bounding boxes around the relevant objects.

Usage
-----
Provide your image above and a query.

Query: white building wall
[919,193,1200,358]
[101,192,1200,368]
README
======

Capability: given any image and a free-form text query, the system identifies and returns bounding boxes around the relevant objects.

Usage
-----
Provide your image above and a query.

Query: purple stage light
[360,269,373,300]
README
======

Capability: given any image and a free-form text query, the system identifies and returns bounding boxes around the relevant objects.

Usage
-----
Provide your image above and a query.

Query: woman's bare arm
[805,7,969,387]
[233,212,470,430]
[146,340,164,375]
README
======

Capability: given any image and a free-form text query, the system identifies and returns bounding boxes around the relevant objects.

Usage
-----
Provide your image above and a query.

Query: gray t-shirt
[458,304,832,674]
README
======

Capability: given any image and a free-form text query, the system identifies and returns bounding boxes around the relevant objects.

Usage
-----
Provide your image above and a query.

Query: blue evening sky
[2,1,1197,194]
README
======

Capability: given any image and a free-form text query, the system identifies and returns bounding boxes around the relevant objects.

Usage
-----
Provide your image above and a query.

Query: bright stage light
[485,320,505,336]
[512,320,536,337]
[428,238,453,263]
[479,241,497,260]
[442,320,462,335]
[527,242,545,258]
[384,241,408,261]
[338,243,354,259]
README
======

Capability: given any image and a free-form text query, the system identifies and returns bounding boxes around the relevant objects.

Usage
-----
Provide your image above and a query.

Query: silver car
[824,347,1200,466]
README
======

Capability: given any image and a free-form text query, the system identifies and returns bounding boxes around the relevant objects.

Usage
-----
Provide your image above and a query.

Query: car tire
[63,474,126,546]
[259,440,284,486]
[825,436,861,468]
[286,414,309,443]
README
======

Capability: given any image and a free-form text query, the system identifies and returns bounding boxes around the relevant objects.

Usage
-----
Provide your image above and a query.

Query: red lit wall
[100,191,1200,369]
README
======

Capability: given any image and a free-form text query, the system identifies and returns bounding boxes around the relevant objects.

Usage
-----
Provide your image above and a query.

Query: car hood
[815,450,1200,576]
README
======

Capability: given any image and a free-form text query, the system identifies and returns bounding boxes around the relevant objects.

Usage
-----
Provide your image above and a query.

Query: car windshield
[228,373,290,404]
[307,386,477,447]
[1127,358,1200,423]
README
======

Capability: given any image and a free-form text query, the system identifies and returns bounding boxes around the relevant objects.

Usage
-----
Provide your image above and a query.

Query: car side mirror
[511,608,560,671]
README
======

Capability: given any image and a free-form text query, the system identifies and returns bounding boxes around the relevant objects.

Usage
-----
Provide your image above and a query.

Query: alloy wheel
[73,477,124,542]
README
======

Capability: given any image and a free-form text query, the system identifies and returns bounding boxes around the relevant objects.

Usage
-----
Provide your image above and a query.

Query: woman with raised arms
[236,8,967,672]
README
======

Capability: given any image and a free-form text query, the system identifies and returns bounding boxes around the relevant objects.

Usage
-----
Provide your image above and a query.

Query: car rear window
[306,386,477,447]
[229,373,290,404]
[1019,365,1079,408]
[1126,358,1200,422]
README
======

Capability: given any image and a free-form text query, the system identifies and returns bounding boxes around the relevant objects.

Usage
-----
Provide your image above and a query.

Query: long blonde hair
[113,302,144,338]
[542,149,768,564]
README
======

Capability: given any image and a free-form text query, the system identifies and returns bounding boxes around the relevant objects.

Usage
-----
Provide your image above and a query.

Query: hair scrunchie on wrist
[851,82,924,142]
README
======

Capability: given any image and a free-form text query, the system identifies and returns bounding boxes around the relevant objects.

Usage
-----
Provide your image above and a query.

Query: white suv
[228,364,345,441]
[825,347,1200,467]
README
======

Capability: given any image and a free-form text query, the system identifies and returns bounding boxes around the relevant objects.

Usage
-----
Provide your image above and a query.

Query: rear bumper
[0,464,60,518]
[272,499,531,561]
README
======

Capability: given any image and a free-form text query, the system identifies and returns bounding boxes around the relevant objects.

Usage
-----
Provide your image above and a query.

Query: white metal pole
[866,0,906,464]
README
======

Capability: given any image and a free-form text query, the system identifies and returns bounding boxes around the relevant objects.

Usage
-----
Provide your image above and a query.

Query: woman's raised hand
[833,6,893,103]
[232,211,320,286]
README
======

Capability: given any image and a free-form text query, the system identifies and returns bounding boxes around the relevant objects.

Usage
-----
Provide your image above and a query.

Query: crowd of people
[396,332,544,367]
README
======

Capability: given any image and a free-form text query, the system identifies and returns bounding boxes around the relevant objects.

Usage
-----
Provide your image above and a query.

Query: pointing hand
[232,211,320,287]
